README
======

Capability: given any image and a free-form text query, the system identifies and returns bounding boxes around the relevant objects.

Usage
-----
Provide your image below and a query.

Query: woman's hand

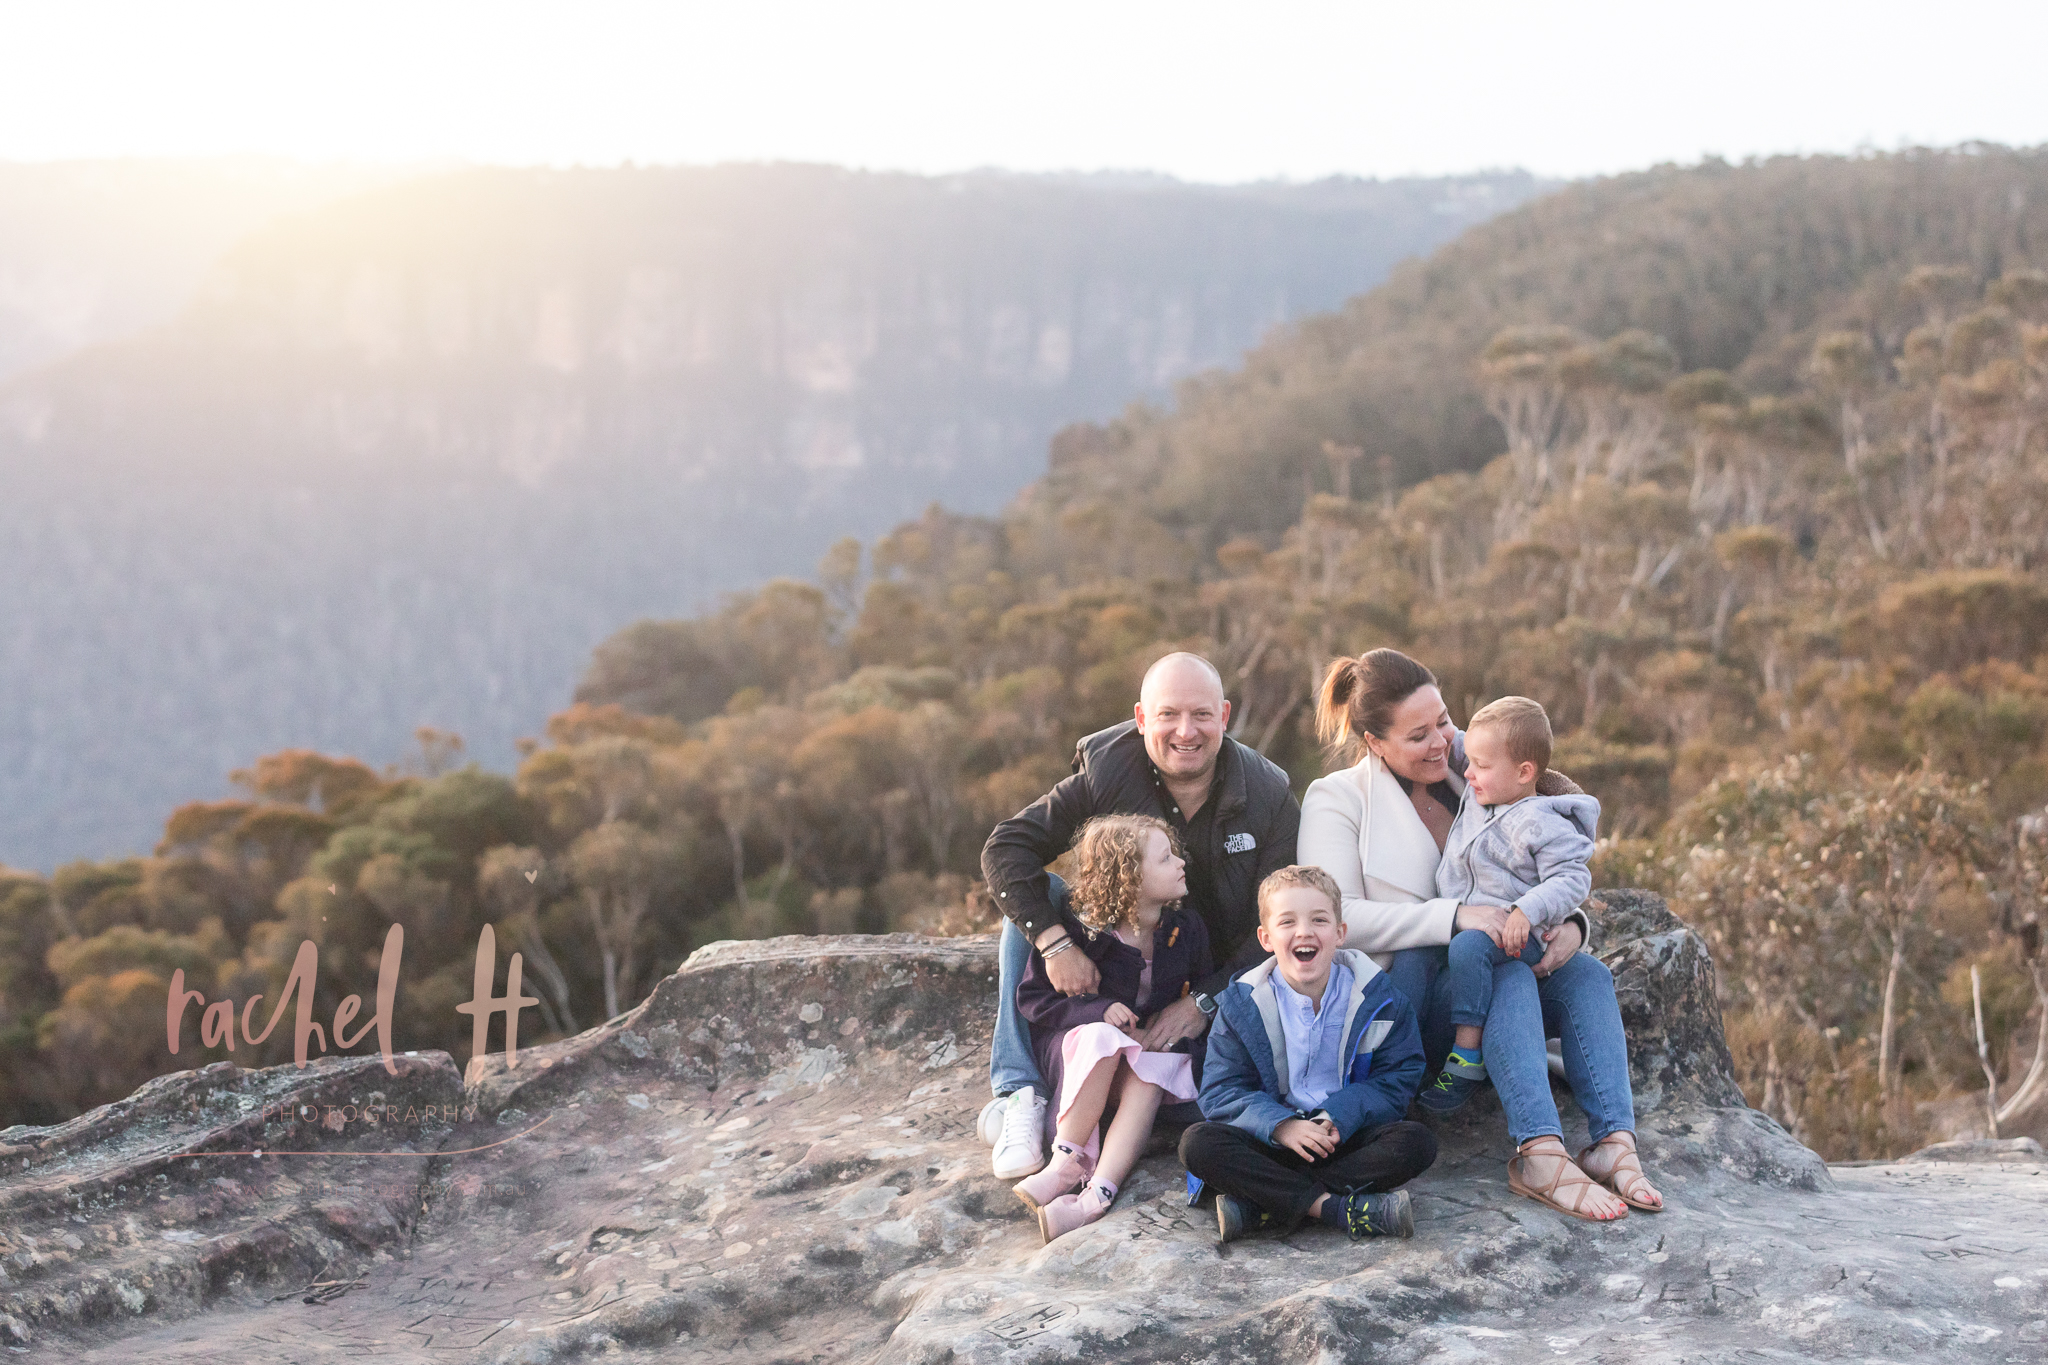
[1103,1002,1140,1032]
[1455,903,1511,948]
[1533,919,1584,978]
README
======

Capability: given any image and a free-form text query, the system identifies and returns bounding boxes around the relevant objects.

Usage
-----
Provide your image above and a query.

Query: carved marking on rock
[985,1301,1079,1342]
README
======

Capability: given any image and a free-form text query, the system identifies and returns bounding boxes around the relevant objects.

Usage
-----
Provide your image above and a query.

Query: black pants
[1179,1119,1438,1227]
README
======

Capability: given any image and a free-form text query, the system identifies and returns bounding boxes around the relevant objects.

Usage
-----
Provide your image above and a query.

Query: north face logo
[1223,832,1256,854]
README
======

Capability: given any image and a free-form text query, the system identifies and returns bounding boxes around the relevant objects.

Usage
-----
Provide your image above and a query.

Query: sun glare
[0,1,2045,180]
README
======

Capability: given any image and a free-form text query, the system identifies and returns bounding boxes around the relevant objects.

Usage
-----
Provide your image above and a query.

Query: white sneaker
[990,1086,1048,1179]
[978,1095,1006,1146]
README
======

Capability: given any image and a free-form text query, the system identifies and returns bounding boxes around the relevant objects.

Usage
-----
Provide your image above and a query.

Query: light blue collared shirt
[1275,962,1351,1112]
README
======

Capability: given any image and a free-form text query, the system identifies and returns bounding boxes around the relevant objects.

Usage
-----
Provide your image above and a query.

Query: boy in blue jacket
[1180,865,1437,1242]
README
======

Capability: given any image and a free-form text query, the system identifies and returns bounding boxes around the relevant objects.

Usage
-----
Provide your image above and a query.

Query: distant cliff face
[0,164,1548,867]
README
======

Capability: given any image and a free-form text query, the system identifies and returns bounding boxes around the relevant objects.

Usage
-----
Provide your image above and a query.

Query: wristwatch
[1191,991,1218,1018]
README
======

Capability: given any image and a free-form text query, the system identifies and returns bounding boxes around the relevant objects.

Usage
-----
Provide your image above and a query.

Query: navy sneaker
[1416,1053,1488,1114]
[1335,1188,1414,1239]
[1216,1193,1279,1244]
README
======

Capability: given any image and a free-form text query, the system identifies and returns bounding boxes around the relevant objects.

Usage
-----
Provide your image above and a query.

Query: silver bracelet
[1041,936,1074,959]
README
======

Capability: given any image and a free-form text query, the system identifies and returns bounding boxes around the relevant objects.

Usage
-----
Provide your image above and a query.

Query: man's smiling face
[1258,886,1341,996]
[1136,654,1230,786]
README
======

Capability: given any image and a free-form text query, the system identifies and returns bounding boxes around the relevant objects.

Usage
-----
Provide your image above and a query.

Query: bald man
[976,651,1302,1177]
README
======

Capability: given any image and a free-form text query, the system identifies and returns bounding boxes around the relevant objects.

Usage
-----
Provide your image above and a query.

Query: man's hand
[1103,1001,1140,1032]
[1501,907,1531,957]
[1037,928,1100,996]
[1533,918,1583,978]
[1456,903,1510,951]
[1274,1117,1339,1162]
[1137,996,1208,1051]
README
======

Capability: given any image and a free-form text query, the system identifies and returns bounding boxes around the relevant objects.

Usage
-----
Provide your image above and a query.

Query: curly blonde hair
[1067,814,1181,934]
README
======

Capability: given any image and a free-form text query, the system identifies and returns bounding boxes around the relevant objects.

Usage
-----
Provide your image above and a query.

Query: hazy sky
[4,1,2046,182]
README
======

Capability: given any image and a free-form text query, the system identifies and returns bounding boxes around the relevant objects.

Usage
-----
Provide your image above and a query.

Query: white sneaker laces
[1000,1089,1045,1149]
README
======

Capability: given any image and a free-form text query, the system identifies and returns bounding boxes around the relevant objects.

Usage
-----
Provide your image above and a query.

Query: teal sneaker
[1416,1052,1488,1114]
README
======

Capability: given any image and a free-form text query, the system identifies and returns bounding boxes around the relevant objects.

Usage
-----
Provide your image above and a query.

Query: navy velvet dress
[1015,897,1213,1103]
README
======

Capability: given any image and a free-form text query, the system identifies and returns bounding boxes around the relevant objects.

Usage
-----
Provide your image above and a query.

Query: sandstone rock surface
[3,892,2044,1362]
[1899,1136,2047,1164]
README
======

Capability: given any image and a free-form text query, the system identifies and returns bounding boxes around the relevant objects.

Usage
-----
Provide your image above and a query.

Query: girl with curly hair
[1011,814,1213,1242]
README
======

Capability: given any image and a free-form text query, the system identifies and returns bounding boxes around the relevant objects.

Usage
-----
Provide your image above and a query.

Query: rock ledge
[4,893,2042,1363]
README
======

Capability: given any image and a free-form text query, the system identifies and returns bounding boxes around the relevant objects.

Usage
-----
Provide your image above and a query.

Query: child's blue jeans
[1444,927,1545,1029]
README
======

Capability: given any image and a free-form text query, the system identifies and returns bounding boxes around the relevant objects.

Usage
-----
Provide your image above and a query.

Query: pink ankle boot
[1036,1179,1115,1243]
[1013,1143,1092,1211]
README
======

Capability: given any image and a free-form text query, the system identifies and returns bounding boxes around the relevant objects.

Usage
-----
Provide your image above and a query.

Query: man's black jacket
[980,720,1301,997]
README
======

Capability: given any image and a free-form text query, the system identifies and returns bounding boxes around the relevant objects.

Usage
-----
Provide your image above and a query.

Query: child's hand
[1275,1117,1339,1162]
[1103,1002,1140,1032]
[1501,907,1531,957]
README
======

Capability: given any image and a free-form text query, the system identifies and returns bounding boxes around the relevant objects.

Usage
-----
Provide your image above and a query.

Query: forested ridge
[7,146,2048,1158]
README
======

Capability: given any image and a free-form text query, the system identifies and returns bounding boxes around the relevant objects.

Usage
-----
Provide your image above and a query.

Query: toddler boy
[1418,696,1599,1112]
[1180,866,1437,1242]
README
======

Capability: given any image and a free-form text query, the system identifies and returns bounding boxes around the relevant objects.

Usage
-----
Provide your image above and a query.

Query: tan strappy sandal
[1507,1136,1627,1222]
[1577,1132,1664,1212]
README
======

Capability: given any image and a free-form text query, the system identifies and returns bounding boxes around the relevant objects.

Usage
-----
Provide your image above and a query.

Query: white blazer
[1298,751,1465,968]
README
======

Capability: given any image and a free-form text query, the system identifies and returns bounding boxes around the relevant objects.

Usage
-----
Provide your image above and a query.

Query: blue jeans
[1389,945,1636,1145]
[1446,928,1545,1028]
[991,918,1046,1098]
[1388,946,1456,1077]
[991,872,1070,1098]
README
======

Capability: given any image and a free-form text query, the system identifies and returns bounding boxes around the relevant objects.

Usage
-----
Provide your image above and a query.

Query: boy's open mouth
[1291,942,1320,962]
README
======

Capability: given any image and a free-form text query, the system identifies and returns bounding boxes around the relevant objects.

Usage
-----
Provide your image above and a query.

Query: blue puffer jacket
[1197,948,1425,1145]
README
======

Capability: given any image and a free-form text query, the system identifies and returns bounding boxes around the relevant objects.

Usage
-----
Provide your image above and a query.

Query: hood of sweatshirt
[1519,792,1601,843]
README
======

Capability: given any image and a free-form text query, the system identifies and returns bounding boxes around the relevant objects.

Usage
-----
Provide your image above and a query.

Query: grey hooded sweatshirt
[1434,789,1600,930]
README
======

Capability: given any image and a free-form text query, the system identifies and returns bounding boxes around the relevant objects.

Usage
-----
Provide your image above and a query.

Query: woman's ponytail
[1315,648,1438,763]
[1314,656,1362,753]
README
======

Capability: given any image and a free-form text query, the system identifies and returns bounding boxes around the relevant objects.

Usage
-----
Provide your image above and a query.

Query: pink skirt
[1051,1021,1199,1161]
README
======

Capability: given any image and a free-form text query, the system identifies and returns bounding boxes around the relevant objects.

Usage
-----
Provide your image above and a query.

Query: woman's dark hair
[1314,648,1438,759]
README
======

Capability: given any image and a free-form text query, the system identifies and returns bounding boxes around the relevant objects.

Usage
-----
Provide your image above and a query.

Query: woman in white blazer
[1297,648,1663,1221]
